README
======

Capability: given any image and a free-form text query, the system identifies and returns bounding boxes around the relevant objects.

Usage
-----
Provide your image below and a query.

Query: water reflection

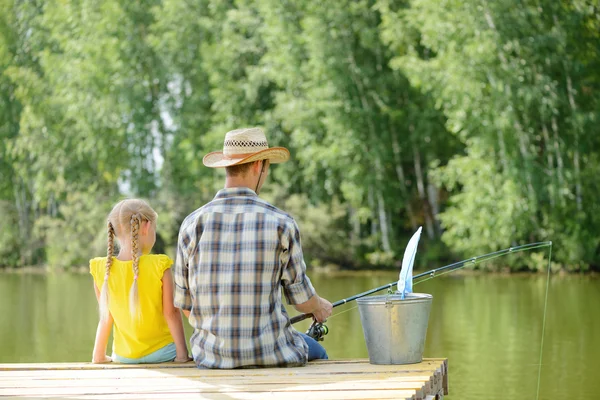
[0,271,598,399]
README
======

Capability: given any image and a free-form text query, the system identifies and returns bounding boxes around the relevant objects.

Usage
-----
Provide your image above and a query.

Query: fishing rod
[293,241,552,339]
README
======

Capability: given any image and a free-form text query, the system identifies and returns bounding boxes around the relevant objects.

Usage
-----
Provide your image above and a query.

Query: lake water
[0,270,598,399]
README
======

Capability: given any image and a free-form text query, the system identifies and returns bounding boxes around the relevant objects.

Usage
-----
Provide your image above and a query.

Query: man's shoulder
[179,197,298,230]
[254,199,303,234]
[180,204,209,230]
[255,198,295,222]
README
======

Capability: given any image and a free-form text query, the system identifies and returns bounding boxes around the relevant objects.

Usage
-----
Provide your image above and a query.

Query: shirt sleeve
[173,227,192,311]
[89,258,102,289]
[281,219,316,305]
[156,254,173,276]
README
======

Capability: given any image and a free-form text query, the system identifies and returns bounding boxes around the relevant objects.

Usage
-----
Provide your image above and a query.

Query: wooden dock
[0,358,448,400]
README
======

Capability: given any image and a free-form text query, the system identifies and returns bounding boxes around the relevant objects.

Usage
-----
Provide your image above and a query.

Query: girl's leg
[299,333,328,361]
[111,352,139,364]
[139,343,177,363]
[113,343,177,364]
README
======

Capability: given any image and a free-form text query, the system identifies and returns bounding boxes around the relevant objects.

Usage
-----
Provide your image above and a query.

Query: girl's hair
[99,199,157,322]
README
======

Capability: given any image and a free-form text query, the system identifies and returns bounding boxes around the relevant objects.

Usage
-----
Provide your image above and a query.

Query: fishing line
[412,242,552,286]
[536,243,552,400]
[328,304,359,320]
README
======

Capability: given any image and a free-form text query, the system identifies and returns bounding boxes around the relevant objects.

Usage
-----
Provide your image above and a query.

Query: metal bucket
[356,292,433,365]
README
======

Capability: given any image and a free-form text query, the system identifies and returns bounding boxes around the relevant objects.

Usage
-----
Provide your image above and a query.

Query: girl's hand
[92,355,112,364]
[174,355,192,363]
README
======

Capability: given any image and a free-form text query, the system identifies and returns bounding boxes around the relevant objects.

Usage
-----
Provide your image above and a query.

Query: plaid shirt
[174,187,316,368]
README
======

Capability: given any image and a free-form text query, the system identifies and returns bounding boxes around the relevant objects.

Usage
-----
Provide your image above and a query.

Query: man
[174,127,333,369]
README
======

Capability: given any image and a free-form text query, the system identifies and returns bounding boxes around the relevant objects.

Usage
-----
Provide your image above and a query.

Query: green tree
[380,0,600,269]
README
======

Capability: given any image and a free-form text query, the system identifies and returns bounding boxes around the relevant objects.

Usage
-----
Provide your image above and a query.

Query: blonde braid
[99,221,115,322]
[129,213,141,319]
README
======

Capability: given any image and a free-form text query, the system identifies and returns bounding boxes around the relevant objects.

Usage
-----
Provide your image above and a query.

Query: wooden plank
[0,377,439,400]
[0,367,440,379]
[0,358,447,400]
[0,370,434,382]
[0,388,418,400]
[0,373,442,397]
[0,375,433,387]
[0,375,439,391]
[442,358,449,395]
[0,358,447,371]
[51,390,418,400]
[0,360,444,377]
[0,380,428,395]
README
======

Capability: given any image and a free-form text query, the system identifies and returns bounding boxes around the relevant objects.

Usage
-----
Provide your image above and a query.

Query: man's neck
[224,177,254,189]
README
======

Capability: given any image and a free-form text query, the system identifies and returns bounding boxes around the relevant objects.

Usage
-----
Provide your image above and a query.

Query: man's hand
[311,296,333,323]
[294,294,333,322]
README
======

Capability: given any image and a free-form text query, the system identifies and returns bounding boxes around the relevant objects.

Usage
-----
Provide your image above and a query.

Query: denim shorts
[299,332,328,361]
[112,342,176,364]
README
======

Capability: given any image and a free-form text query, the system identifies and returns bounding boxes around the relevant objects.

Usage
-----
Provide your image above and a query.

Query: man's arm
[173,227,193,314]
[282,220,333,322]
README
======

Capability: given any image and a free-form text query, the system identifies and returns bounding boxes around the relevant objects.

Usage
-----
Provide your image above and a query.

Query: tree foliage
[1,0,598,271]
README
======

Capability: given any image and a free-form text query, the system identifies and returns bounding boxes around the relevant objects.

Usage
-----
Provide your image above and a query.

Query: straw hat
[203,127,290,168]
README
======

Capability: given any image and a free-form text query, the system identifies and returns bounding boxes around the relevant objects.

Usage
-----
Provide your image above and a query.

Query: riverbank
[1,263,598,278]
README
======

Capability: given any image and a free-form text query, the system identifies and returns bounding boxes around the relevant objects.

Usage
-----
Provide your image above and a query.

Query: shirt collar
[214,187,258,200]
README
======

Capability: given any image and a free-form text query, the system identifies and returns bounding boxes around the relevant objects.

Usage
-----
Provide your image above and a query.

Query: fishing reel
[306,321,329,341]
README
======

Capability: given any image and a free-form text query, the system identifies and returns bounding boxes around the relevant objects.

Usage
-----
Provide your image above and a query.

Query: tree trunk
[496,128,509,174]
[348,206,361,255]
[551,116,566,206]
[513,116,539,229]
[412,142,435,239]
[377,188,392,253]
[13,177,31,265]
[368,185,378,239]
[565,72,582,211]
[427,181,441,235]
[541,123,555,208]
[391,132,418,231]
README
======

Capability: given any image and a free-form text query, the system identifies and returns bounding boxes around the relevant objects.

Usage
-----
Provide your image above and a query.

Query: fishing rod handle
[290,313,312,324]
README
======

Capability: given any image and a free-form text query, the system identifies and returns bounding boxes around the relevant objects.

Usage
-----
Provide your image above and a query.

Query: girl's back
[90,254,173,359]
[90,198,189,364]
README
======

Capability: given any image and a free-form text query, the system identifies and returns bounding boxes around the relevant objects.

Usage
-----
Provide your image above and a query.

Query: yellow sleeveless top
[90,254,174,359]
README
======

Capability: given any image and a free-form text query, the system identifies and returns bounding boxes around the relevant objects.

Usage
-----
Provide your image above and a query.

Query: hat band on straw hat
[224,139,268,148]
[223,141,268,157]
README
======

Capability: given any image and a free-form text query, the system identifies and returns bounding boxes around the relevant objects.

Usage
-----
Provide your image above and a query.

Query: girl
[90,199,189,364]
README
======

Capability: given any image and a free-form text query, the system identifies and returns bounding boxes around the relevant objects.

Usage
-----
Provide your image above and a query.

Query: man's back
[174,187,317,368]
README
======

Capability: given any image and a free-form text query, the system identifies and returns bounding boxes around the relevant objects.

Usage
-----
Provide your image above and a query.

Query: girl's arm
[162,269,190,362]
[92,283,113,363]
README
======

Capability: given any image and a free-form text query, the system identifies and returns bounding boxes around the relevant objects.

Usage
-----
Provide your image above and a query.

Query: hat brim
[203,147,290,168]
